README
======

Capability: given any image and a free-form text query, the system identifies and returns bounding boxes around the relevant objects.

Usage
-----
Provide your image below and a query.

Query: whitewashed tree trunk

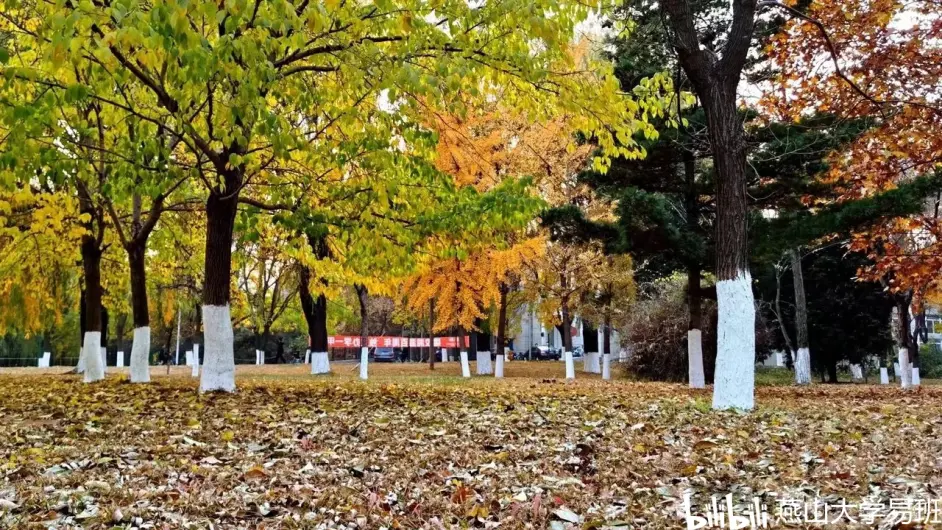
[712,273,756,410]
[129,326,150,383]
[602,353,611,380]
[82,332,105,383]
[564,351,575,380]
[304,349,311,364]
[794,347,811,385]
[76,348,85,374]
[476,352,493,375]
[584,352,601,374]
[879,367,889,384]
[116,351,124,367]
[687,329,705,388]
[100,347,107,370]
[494,354,505,378]
[199,305,236,393]
[460,351,471,378]
[311,352,330,374]
[440,349,447,363]
[850,364,863,382]
[191,343,200,377]
[359,347,369,380]
[893,362,901,381]
[912,367,921,386]
[898,348,912,389]
[38,351,51,367]
[185,350,193,367]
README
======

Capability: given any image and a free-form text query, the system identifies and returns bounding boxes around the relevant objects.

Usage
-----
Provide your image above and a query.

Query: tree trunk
[603,312,611,358]
[127,242,151,383]
[300,262,330,373]
[683,141,706,389]
[458,326,470,377]
[826,360,838,384]
[80,230,105,383]
[702,86,755,410]
[355,283,369,355]
[428,298,436,370]
[561,304,573,352]
[495,284,508,377]
[687,263,705,388]
[790,248,811,385]
[497,284,508,356]
[892,302,914,388]
[199,183,239,392]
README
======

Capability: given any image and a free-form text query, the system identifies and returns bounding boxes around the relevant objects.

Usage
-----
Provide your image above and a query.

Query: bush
[920,343,942,379]
[623,275,718,383]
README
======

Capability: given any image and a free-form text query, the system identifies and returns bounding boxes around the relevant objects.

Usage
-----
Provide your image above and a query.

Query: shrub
[920,343,942,379]
[623,275,717,383]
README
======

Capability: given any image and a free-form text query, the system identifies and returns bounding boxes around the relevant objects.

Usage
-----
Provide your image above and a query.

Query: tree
[578,254,636,357]
[0,189,85,357]
[765,0,942,383]
[755,245,894,382]
[659,0,762,409]
[232,219,300,360]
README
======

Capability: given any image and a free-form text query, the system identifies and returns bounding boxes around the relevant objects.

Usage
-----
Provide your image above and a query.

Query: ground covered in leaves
[1,364,941,529]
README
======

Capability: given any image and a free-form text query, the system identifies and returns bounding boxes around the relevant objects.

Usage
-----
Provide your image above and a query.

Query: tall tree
[659,0,761,409]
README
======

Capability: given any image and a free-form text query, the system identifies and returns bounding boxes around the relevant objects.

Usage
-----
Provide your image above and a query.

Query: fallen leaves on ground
[1,364,941,529]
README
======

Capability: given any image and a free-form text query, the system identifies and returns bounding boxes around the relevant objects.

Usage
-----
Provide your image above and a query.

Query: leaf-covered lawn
[1,364,941,529]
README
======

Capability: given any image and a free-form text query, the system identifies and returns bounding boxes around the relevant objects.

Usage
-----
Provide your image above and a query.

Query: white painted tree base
[100,347,107,370]
[687,329,705,388]
[494,354,505,378]
[359,347,369,380]
[564,351,575,380]
[879,367,889,385]
[850,364,863,382]
[129,326,151,383]
[440,349,447,363]
[460,351,471,378]
[304,349,311,364]
[794,347,811,385]
[893,362,901,380]
[898,348,912,389]
[191,343,200,378]
[199,305,236,393]
[712,272,756,411]
[38,351,51,368]
[912,367,921,386]
[82,332,105,383]
[116,351,125,367]
[311,352,330,374]
[584,352,601,374]
[602,353,611,380]
[476,352,493,375]
[76,348,85,374]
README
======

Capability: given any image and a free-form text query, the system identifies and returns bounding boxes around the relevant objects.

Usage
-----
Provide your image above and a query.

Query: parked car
[373,347,396,362]
[528,346,560,361]
[572,346,584,358]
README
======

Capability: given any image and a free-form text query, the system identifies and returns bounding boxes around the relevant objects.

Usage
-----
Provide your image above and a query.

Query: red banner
[433,337,470,348]
[327,336,466,348]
